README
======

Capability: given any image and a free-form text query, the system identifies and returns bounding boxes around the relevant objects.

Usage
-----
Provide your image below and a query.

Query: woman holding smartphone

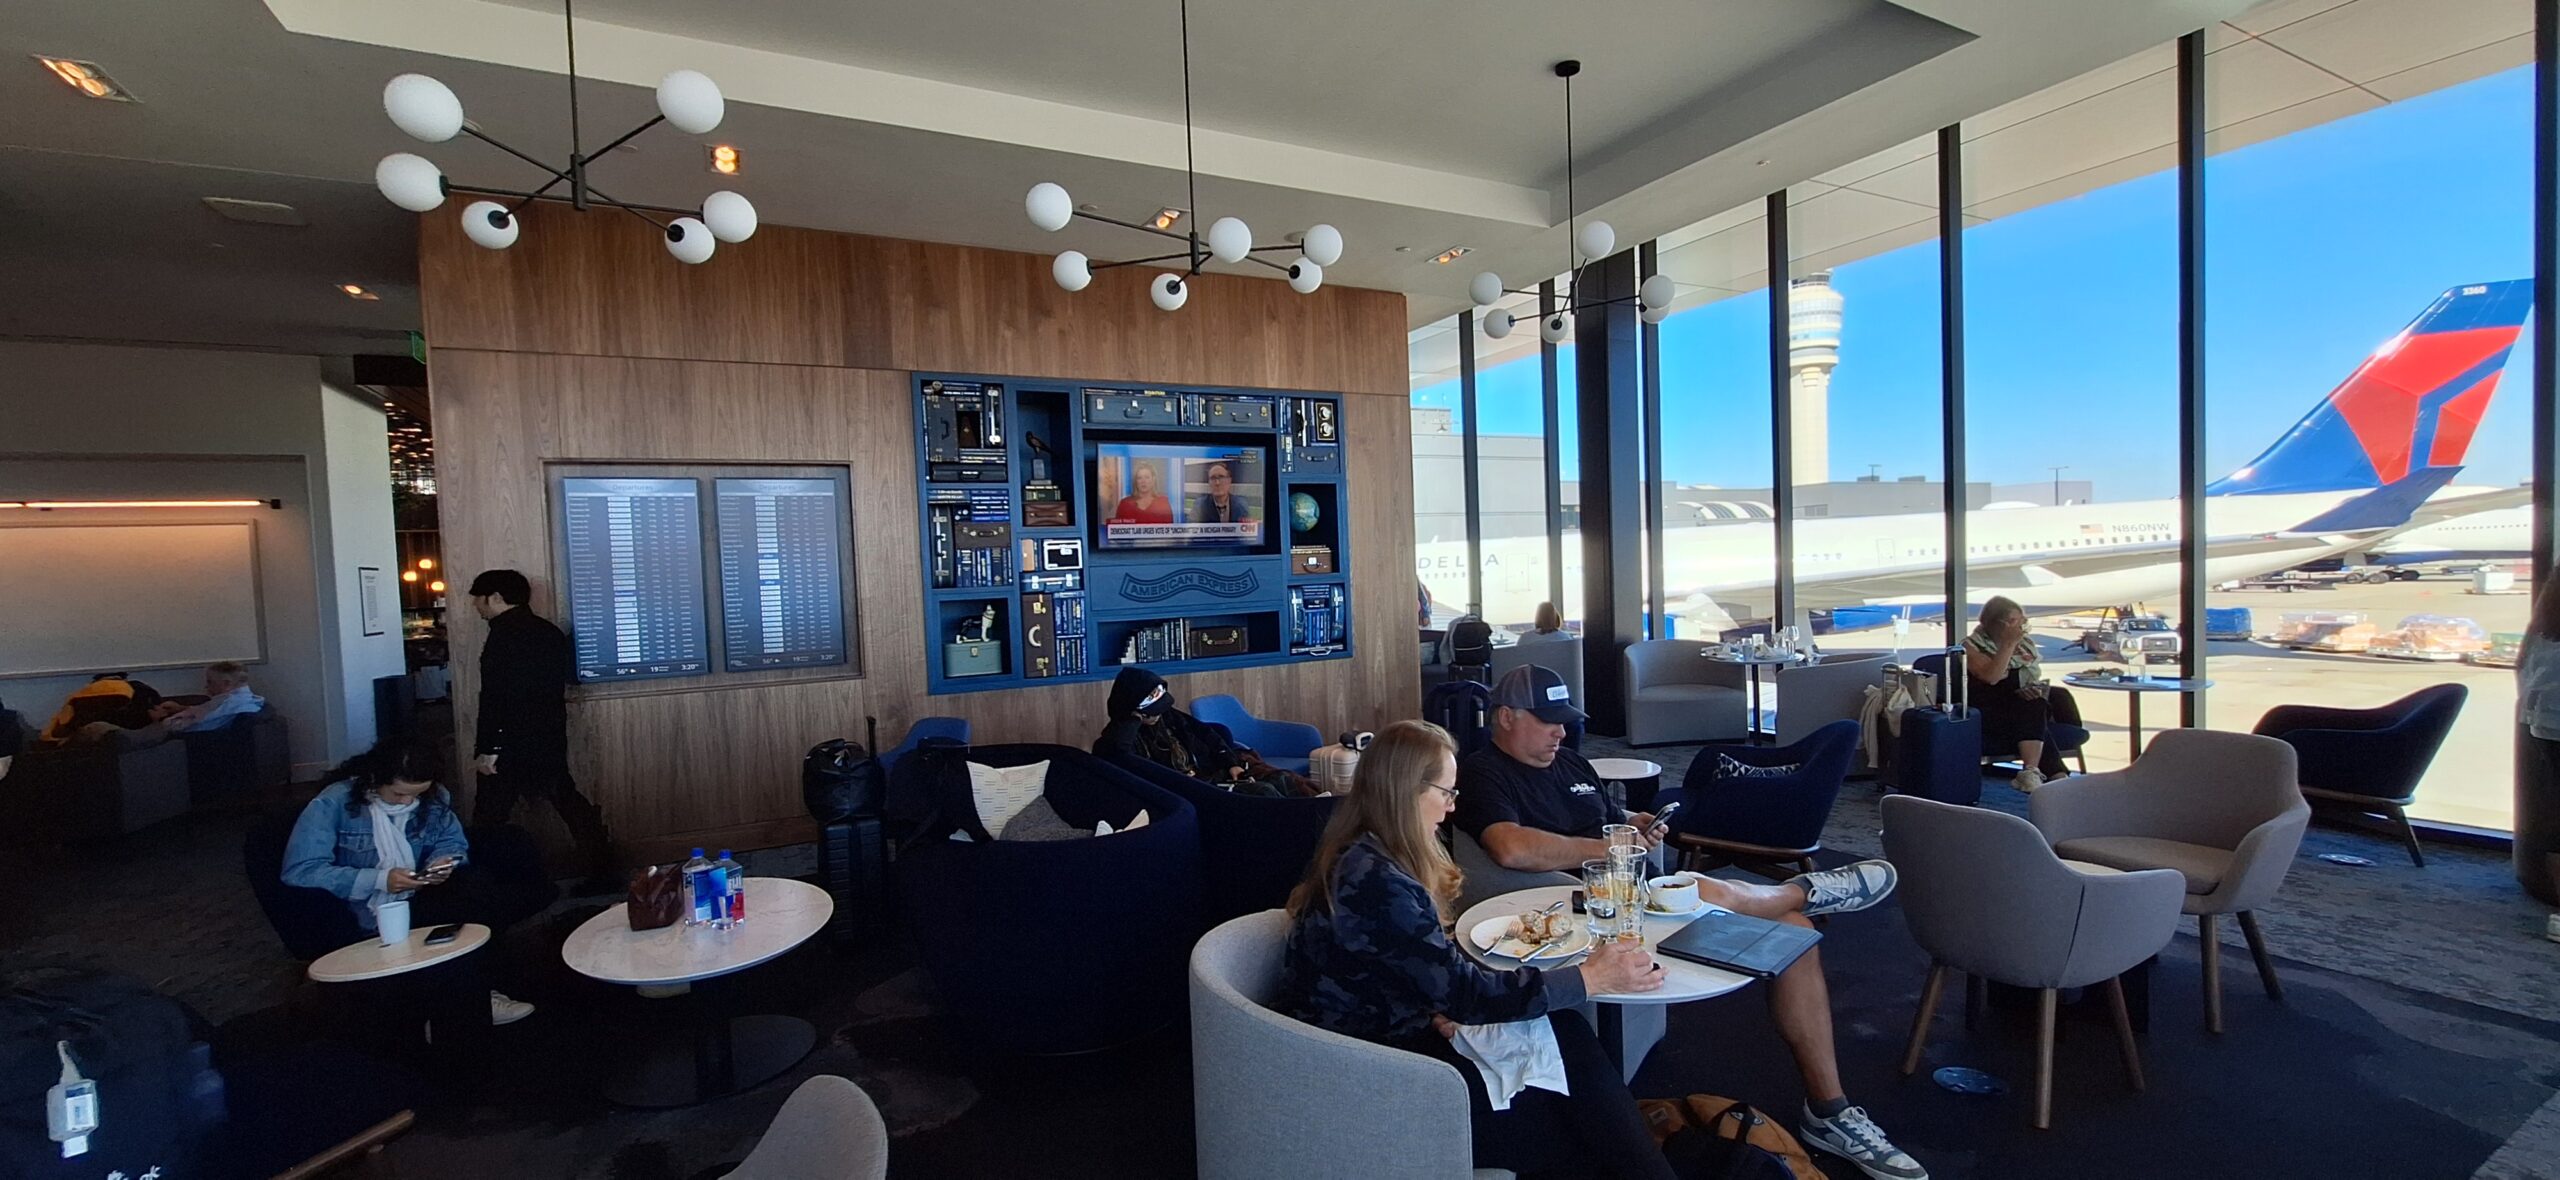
[282,739,537,1025]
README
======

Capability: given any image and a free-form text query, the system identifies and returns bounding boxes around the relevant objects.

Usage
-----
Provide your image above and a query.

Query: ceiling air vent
[201,198,308,226]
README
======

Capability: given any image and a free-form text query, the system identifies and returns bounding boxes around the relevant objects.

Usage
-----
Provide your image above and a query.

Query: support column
[1641,242,1667,639]
[1938,125,1968,642]
[2176,30,2209,726]
[1458,310,1484,617]
[1576,250,1644,734]
[1543,279,1567,616]
[2520,0,2559,903]
[1767,194,1796,631]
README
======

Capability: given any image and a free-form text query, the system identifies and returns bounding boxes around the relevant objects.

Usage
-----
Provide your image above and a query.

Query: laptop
[1653,909,1823,979]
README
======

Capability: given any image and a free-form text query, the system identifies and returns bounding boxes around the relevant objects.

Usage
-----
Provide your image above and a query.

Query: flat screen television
[1091,442,1269,551]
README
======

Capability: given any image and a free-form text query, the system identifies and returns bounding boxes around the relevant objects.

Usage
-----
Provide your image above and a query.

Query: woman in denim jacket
[282,740,534,1025]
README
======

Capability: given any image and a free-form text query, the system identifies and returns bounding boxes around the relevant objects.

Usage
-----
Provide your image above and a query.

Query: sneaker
[490,991,535,1026]
[1789,860,1898,918]
[2012,767,2045,793]
[1800,1103,1928,1180]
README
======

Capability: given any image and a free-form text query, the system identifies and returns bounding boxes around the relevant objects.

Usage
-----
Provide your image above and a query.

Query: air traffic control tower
[1787,270,1843,485]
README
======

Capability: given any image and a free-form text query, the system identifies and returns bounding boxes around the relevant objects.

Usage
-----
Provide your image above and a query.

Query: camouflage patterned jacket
[1279,834,1585,1050]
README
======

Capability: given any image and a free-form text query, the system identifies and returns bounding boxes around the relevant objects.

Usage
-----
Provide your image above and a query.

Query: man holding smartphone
[1452,665,1926,1180]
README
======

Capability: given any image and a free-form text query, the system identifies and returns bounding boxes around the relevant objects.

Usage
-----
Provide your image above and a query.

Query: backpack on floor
[1639,1094,1820,1180]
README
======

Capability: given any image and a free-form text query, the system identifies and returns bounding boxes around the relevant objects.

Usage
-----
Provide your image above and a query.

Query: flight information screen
[714,477,849,672]
[557,477,711,682]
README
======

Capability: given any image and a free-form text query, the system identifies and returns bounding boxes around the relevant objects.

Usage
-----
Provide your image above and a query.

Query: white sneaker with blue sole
[1800,1103,1928,1180]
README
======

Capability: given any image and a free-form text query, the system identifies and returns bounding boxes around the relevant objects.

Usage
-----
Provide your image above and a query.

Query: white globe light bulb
[1642,303,1671,325]
[1469,271,1504,307]
[1053,250,1092,292]
[1288,258,1323,294]
[1540,314,1569,344]
[701,191,757,243]
[665,216,717,264]
[1206,216,1253,264]
[1150,273,1189,312]
[1483,308,1515,339]
[1640,273,1675,309]
[656,70,726,134]
[460,200,517,250]
[1576,220,1616,261]
[1301,223,1343,267]
[1026,182,1074,232]
[374,153,446,212]
[383,74,464,143]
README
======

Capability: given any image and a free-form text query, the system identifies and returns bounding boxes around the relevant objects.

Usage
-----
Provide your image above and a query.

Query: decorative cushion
[2051,836,2228,894]
[968,760,1050,840]
[1715,754,1800,780]
[999,796,1090,842]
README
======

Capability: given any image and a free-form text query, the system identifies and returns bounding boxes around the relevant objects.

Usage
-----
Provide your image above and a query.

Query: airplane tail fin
[2278,466,2460,535]
[2208,280,2533,496]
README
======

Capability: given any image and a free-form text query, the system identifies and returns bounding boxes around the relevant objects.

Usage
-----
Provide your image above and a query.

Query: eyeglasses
[1425,781,1460,802]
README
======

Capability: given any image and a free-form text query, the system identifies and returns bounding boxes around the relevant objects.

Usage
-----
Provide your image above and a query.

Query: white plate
[1640,901,1714,922]
[1468,914,1594,962]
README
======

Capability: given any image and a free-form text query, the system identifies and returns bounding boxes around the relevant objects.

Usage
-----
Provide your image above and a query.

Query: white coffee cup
[1647,874,1701,914]
[374,895,413,947]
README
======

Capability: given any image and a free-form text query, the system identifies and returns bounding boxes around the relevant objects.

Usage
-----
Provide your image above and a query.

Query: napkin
[1448,1018,1569,1111]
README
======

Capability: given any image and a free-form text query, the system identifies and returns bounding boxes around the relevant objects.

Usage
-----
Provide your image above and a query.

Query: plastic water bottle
[682,848,715,927]
[703,851,733,930]
[717,849,746,926]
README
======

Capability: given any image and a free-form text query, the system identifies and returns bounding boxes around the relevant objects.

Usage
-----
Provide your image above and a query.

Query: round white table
[1704,651,1808,739]
[2061,674,2213,759]
[1456,883,1753,1080]
[561,877,833,1107]
[1588,757,1665,812]
[308,923,489,983]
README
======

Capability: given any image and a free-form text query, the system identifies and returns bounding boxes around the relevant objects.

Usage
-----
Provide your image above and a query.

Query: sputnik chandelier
[370,0,756,263]
[1468,61,1674,342]
[1022,0,1342,311]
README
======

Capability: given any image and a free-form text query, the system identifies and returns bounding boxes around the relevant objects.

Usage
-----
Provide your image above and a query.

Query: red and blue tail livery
[2208,280,2534,497]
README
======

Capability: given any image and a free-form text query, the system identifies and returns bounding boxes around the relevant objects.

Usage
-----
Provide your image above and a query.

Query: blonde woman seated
[1277,721,1674,1180]
[1961,595,2084,792]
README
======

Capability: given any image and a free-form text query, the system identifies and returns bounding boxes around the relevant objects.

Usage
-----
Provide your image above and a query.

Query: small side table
[2061,674,2214,759]
[1703,651,1808,740]
[1588,757,1665,814]
[309,924,495,1058]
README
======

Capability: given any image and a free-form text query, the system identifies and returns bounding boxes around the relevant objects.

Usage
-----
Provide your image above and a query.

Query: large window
[1477,317,1560,631]
[1409,319,1466,625]
[1961,43,2182,775]
[1653,202,1778,636]
[1783,141,1949,657]
[2203,5,2534,832]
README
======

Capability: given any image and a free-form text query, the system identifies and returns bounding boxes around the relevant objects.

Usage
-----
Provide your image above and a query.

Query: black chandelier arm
[506,173,570,215]
[1071,209,1192,244]
[1088,251,1197,272]
[583,114,666,163]
[463,127,578,189]
[1240,254,1295,274]
[464,184,686,229]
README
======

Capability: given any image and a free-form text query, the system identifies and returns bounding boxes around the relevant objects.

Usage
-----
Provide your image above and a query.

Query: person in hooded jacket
[1092,666,1308,797]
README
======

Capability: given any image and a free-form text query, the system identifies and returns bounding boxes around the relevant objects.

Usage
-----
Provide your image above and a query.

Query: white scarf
[369,797,419,877]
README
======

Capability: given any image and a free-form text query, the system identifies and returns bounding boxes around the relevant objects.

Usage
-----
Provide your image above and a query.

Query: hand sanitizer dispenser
[47,1041,98,1159]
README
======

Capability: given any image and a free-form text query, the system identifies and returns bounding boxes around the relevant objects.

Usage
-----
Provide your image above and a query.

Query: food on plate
[1504,908,1569,946]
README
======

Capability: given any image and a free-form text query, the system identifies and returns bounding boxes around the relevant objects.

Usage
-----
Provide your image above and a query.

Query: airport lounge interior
[6,1,2560,1178]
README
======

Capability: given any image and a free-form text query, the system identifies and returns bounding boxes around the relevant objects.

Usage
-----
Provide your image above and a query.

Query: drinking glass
[1582,859,1622,940]
[1607,864,1645,941]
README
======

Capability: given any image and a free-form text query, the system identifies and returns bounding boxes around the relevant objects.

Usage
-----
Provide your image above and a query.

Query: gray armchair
[721,1074,887,1179]
[1490,637,1583,711]
[1622,640,1748,746]
[1190,910,1514,1180]
[1449,827,1578,914]
[1770,653,1889,747]
[2029,728,2309,1033]
[1882,795,2186,1128]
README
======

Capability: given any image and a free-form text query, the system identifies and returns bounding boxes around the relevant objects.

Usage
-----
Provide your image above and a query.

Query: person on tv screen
[1111,458,1175,524]
[1192,460,1256,525]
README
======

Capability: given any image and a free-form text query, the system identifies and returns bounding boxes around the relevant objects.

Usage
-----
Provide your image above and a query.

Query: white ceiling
[0,0,2282,359]
[1410,0,2535,389]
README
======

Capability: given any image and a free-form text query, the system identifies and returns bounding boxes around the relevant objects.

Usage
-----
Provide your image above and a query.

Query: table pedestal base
[605,1014,816,1108]
[1590,1003,1667,1084]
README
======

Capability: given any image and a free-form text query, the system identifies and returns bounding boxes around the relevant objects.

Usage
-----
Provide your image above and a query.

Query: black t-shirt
[1453,745,1618,842]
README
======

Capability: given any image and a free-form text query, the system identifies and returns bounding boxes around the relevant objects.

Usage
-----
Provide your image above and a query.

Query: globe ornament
[1289,492,1322,536]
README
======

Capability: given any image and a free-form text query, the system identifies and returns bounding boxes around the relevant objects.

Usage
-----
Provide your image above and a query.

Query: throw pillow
[999,796,1091,843]
[966,760,1050,841]
[1096,809,1152,837]
[1715,754,1800,780]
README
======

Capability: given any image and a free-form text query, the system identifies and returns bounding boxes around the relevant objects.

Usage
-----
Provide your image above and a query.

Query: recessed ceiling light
[338,284,381,301]
[708,144,740,175]
[1754,159,1770,167]
[1150,207,1185,231]
[1077,203,1099,213]
[33,56,134,102]
[201,197,307,226]
[1394,246,1414,253]
[1430,246,1473,265]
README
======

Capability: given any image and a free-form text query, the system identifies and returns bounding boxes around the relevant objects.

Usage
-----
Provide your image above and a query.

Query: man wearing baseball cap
[1454,665,1926,1180]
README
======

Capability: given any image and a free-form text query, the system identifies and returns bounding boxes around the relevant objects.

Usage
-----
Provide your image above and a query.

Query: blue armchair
[2252,684,2465,866]
[1110,754,1338,926]
[893,745,1204,1054]
[1662,719,1860,880]
[1190,696,1322,774]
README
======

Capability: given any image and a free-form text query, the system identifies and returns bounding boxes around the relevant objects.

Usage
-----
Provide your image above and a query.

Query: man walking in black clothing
[467,569,615,887]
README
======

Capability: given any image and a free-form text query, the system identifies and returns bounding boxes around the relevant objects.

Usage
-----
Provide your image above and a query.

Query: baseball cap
[1490,664,1585,725]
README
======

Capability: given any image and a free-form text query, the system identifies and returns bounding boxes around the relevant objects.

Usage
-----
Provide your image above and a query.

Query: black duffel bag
[803,718,885,824]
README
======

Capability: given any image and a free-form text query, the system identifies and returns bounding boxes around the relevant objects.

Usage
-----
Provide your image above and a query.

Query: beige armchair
[1621,640,1748,746]
[1770,653,1889,747]
[2029,729,2309,1033]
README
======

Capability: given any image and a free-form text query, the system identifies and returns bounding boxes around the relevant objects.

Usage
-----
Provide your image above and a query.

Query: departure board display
[714,477,849,672]
[557,477,711,682]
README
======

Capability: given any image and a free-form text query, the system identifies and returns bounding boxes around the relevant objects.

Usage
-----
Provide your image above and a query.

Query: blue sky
[1420,64,2536,502]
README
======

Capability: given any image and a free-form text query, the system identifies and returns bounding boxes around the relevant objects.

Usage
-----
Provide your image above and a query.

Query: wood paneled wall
[420,204,1418,860]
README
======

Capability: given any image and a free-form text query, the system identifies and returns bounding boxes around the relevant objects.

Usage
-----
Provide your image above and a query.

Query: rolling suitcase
[1310,733,1367,795]
[1424,680,1493,757]
[1887,648,1982,805]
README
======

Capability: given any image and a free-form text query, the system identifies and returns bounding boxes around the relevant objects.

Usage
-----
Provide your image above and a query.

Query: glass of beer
[1582,859,1625,940]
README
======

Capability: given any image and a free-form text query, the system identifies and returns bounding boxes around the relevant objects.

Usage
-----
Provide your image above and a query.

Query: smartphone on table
[422,924,461,946]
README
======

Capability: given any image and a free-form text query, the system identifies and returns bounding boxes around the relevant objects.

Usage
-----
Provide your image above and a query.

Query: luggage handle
[1938,645,1968,721]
